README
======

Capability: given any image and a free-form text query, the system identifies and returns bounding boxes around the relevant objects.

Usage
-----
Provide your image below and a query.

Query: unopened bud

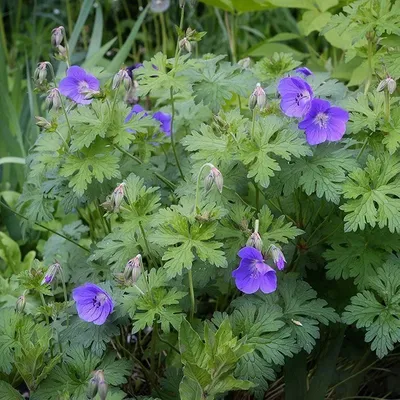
[86,375,98,399]
[377,79,388,92]
[179,37,191,53]
[291,319,303,326]
[238,57,251,70]
[204,166,223,193]
[97,370,108,400]
[82,89,101,100]
[150,0,171,13]
[46,88,62,111]
[250,83,266,110]
[124,254,142,283]
[16,294,26,313]
[57,44,67,59]
[112,69,132,91]
[35,116,52,130]
[246,231,263,252]
[51,26,64,47]
[41,262,61,285]
[34,62,48,85]
[125,80,139,105]
[387,77,397,94]
[269,245,286,270]
[111,182,125,212]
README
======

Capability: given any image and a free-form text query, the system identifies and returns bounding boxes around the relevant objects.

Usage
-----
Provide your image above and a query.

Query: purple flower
[126,63,144,79]
[153,111,172,136]
[72,283,113,325]
[269,245,286,271]
[58,66,100,105]
[278,77,313,118]
[295,67,313,77]
[298,98,349,145]
[125,104,147,124]
[232,247,277,294]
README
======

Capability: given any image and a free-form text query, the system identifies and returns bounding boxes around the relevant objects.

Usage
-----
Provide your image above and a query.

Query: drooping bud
[204,166,223,193]
[112,69,132,91]
[125,80,139,105]
[16,294,26,313]
[35,116,52,130]
[179,37,191,53]
[249,83,266,110]
[247,231,263,252]
[86,375,98,399]
[51,26,64,47]
[387,77,397,94]
[41,262,61,285]
[124,254,142,283]
[56,45,68,60]
[269,244,286,270]
[377,79,388,92]
[34,62,49,85]
[97,370,108,400]
[291,319,303,326]
[238,57,251,70]
[150,0,171,13]
[46,88,62,111]
[112,182,125,212]
[82,88,101,100]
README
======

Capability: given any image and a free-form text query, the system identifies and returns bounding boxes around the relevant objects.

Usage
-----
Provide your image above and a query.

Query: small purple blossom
[295,67,313,77]
[41,262,61,285]
[58,66,100,105]
[269,245,286,271]
[126,63,144,79]
[278,76,313,118]
[72,283,113,325]
[298,98,349,145]
[232,247,277,294]
[153,111,172,136]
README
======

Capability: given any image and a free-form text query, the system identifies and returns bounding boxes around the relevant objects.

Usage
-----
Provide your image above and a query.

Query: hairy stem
[194,162,214,213]
[188,269,195,321]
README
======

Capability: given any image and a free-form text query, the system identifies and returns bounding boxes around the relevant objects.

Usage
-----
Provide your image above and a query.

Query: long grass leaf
[106,4,150,73]
[86,3,104,59]
[0,157,26,165]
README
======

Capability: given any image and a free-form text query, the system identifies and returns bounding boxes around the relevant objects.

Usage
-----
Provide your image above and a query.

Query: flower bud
[387,77,397,94]
[41,262,61,285]
[246,231,263,252]
[377,79,388,92]
[16,294,26,313]
[112,69,132,91]
[269,245,286,270]
[179,37,191,53]
[46,88,62,111]
[150,0,170,13]
[238,57,251,70]
[86,375,98,399]
[57,44,67,60]
[111,182,125,212]
[82,89,101,100]
[34,62,48,85]
[250,83,266,110]
[96,370,108,400]
[51,26,64,47]
[124,254,142,283]
[125,80,139,105]
[291,319,303,326]
[35,116,52,130]
[204,166,223,193]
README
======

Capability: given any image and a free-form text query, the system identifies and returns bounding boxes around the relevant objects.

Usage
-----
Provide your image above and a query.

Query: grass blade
[86,3,104,59]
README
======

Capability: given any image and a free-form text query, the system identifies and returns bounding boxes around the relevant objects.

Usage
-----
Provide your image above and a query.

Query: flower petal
[92,302,111,325]
[259,271,277,294]
[237,246,263,261]
[232,265,260,294]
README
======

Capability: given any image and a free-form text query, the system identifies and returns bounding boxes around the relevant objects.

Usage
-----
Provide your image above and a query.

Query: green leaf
[179,319,207,368]
[343,257,400,358]
[179,376,203,400]
[340,154,400,233]
[0,309,19,374]
[324,228,400,288]
[0,381,23,400]
[254,52,301,81]
[382,107,400,154]
[240,116,311,188]
[298,11,332,36]
[60,139,121,196]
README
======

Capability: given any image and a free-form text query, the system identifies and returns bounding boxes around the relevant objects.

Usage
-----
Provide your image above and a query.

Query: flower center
[314,112,329,128]
[78,81,89,94]
[93,293,107,308]
[295,90,310,106]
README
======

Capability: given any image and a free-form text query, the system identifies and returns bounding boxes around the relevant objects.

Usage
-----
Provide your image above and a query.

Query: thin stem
[251,107,257,138]
[39,293,49,325]
[384,89,390,122]
[364,35,374,95]
[169,87,185,180]
[0,201,90,252]
[55,129,69,149]
[356,133,373,161]
[224,11,236,62]
[307,207,335,244]
[59,94,73,140]
[174,4,185,62]
[255,184,260,212]
[59,268,69,327]
[150,321,158,381]
[157,330,180,354]
[188,269,195,321]
[65,0,73,38]
[266,199,297,225]
[159,13,168,56]
[139,221,157,268]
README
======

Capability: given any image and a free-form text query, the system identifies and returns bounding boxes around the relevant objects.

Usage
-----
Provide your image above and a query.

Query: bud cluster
[51,26,68,63]
[87,370,108,400]
[377,76,397,94]
[124,254,142,283]
[249,83,266,110]
[101,182,126,213]
[45,88,62,111]
[112,68,133,91]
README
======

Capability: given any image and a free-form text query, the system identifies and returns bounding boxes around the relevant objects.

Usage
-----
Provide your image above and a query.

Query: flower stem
[55,129,69,149]
[150,321,158,379]
[39,292,49,325]
[159,13,168,56]
[59,268,70,327]
[59,94,73,141]
[384,89,391,122]
[194,162,214,213]
[169,87,185,180]
[188,269,195,321]
[364,34,374,95]
[251,107,257,138]
[139,221,157,268]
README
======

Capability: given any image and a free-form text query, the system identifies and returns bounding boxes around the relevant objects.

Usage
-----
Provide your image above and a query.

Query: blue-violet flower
[232,247,277,294]
[278,76,313,118]
[295,67,313,77]
[72,283,113,325]
[59,66,100,105]
[298,98,349,145]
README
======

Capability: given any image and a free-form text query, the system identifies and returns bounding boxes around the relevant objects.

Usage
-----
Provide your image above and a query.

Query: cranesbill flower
[295,67,313,77]
[269,245,286,270]
[153,111,172,136]
[59,66,100,105]
[232,247,277,294]
[278,76,313,118]
[72,283,113,325]
[298,98,349,145]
